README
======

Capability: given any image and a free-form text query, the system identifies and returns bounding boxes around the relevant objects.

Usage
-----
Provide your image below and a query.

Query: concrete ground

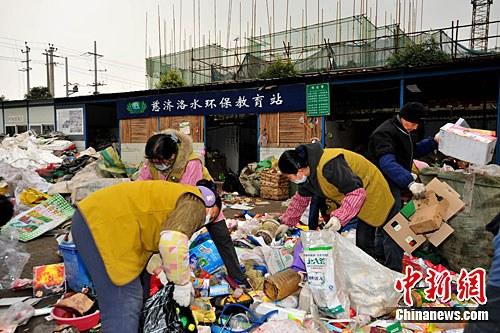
[0,197,287,332]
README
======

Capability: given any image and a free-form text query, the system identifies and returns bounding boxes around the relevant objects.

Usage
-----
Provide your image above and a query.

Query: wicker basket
[260,170,289,200]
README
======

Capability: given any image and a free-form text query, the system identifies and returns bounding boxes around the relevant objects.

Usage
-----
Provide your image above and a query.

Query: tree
[0,95,5,101]
[258,58,298,79]
[155,70,186,89]
[25,86,52,99]
[387,38,451,68]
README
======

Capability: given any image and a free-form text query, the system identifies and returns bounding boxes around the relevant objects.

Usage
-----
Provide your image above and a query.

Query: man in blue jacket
[367,102,438,271]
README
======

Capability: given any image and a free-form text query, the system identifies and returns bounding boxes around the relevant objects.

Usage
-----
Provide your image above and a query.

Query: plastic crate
[59,242,94,291]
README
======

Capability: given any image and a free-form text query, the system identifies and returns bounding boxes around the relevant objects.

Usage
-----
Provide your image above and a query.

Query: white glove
[323,216,341,231]
[275,224,289,239]
[408,182,426,199]
[173,282,193,307]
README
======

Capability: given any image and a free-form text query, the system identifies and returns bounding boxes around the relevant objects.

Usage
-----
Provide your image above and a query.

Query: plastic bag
[0,235,31,289]
[301,231,346,317]
[0,302,35,331]
[304,230,403,318]
[141,283,197,333]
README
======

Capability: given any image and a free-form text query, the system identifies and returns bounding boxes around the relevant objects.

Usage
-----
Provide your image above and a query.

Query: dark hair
[145,134,179,161]
[196,179,222,211]
[0,195,14,227]
[278,145,309,175]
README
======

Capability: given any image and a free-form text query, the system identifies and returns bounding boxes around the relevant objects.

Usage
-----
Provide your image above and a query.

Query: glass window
[16,125,28,133]
[30,125,42,135]
[42,124,55,134]
[6,126,15,136]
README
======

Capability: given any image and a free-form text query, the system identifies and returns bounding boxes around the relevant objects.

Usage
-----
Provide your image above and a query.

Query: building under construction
[146,13,500,87]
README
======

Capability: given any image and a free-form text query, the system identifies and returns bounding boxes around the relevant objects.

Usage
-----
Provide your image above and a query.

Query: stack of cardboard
[384,178,465,254]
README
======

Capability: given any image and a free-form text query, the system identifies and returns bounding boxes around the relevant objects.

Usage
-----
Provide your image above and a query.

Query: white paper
[56,108,84,135]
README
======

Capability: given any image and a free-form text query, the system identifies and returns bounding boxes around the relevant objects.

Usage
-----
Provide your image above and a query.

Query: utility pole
[43,44,60,97]
[85,41,105,95]
[20,42,31,97]
[64,57,78,97]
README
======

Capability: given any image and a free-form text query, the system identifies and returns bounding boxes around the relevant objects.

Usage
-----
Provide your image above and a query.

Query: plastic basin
[51,307,100,331]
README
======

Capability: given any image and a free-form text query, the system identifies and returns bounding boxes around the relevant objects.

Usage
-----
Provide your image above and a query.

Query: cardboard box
[424,178,464,220]
[438,123,497,165]
[426,222,455,247]
[409,203,447,234]
[408,191,449,234]
[386,178,465,252]
[383,213,426,254]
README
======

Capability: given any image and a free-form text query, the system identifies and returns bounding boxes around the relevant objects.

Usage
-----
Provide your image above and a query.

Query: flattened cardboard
[426,223,455,247]
[425,178,464,221]
[383,213,426,254]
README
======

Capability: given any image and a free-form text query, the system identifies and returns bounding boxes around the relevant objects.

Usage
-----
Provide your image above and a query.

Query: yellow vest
[149,152,213,182]
[78,181,202,286]
[316,148,395,227]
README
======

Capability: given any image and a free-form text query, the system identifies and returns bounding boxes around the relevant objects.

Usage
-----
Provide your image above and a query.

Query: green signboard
[306,83,331,117]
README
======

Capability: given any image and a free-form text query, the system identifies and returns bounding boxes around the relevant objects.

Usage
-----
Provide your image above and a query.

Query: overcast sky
[1,0,499,100]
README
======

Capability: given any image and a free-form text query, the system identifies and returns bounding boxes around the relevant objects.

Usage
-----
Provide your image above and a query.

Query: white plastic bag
[303,230,403,318]
[0,235,30,289]
[301,231,347,317]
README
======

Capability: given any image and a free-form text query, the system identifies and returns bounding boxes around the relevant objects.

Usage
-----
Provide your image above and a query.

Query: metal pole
[496,75,500,164]
[65,57,69,97]
[400,78,405,108]
[25,43,30,93]
[94,41,98,95]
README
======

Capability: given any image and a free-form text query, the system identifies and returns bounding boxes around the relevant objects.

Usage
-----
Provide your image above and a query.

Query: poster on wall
[56,108,84,135]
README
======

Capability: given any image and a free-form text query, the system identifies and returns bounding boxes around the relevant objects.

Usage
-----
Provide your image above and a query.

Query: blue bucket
[59,242,94,291]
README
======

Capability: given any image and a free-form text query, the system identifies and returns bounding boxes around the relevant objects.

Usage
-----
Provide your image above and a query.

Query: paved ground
[1,197,287,332]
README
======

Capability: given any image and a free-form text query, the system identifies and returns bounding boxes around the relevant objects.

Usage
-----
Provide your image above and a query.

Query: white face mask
[292,175,307,184]
[204,214,212,225]
[154,163,170,172]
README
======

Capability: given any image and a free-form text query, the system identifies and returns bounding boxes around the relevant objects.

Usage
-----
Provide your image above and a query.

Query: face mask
[292,175,307,184]
[204,214,212,225]
[154,163,171,172]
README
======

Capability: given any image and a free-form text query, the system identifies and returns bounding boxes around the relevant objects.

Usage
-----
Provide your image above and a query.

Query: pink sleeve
[331,188,367,226]
[137,160,153,180]
[280,193,311,227]
[179,160,203,186]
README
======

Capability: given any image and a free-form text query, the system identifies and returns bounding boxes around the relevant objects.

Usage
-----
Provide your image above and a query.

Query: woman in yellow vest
[277,143,400,270]
[72,180,221,332]
[137,129,247,285]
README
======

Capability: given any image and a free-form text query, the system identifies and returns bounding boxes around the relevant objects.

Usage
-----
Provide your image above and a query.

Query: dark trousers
[72,210,150,333]
[464,284,500,333]
[377,182,405,272]
[356,183,403,272]
[205,220,246,283]
[308,196,329,230]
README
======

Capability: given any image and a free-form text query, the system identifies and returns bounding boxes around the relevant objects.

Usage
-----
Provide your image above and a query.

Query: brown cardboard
[385,178,464,252]
[425,178,465,220]
[383,213,426,254]
[425,222,455,247]
[409,199,449,234]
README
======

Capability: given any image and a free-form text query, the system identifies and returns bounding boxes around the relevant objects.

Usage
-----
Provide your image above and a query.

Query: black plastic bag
[141,283,198,333]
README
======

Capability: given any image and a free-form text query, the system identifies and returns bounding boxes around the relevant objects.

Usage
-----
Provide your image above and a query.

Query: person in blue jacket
[367,102,438,271]
[464,213,500,332]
